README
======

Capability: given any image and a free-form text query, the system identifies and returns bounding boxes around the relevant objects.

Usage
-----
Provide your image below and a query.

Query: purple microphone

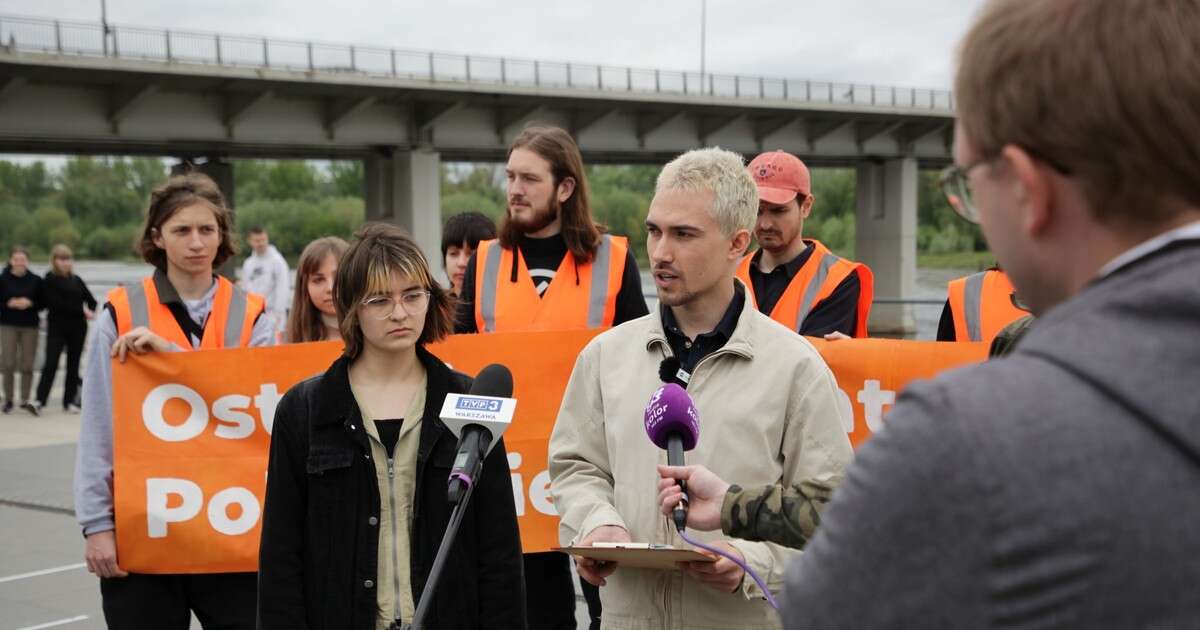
[644,383,700,531]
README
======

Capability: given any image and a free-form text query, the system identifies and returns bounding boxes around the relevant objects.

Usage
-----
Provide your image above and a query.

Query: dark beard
[500,196,560,246]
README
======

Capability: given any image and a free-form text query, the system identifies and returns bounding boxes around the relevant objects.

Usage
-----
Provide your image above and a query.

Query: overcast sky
[2,0,987,88]
[1,0,987,165]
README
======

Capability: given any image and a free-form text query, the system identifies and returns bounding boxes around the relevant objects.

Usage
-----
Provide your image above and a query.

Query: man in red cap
[734,151,874,337]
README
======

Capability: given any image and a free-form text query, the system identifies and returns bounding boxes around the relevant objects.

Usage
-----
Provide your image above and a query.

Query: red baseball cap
[748,151,811,205]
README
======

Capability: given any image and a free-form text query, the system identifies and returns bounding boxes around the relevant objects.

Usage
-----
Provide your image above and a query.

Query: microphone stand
[402,437,487,630]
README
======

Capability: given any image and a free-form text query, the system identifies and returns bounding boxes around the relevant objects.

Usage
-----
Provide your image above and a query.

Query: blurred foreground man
[782,1,1200,628]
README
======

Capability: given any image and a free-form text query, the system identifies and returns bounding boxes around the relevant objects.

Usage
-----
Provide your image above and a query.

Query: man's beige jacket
[549,290,854,629]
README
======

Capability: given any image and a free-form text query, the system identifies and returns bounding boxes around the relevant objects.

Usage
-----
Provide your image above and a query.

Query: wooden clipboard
[554,544,715,570]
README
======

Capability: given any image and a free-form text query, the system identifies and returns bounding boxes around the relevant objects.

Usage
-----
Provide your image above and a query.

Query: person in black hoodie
[258,223,526,630]
[34,244,96,413]
[0,245,43,415]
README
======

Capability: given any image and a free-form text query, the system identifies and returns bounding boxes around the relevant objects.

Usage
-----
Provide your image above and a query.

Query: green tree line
[0,158,366,264]
[0,157,985,267]
[441,163,986,264]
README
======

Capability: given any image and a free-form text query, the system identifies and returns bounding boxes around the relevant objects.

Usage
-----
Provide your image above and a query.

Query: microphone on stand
[440,364,515,504]
[407,364,517,630]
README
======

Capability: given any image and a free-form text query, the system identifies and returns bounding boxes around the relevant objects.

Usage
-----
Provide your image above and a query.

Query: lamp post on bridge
[700,0,707,80]
[100,0,111,56]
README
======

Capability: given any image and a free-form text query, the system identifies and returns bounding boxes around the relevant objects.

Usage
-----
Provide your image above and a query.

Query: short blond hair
[956,0,1200,224]
[656,147,758,237]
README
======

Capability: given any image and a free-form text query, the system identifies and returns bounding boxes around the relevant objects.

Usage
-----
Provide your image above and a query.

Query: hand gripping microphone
[643,383,700,531]
[439,364,516,505]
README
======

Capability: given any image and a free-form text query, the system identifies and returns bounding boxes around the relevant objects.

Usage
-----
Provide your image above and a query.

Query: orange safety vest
[473,235,628,332]
[946,269,1028,343]
[735,239,874,337]
[107,275,265,350]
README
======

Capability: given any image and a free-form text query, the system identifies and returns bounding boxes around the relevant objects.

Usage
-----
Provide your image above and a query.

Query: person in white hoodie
[240,226,291,335]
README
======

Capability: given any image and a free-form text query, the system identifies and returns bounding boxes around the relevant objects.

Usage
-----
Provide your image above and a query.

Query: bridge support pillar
[855,157,917,336]
[364,149,443,270]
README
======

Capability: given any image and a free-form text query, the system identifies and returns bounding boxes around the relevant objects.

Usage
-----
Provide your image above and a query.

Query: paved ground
[0,406,105,630]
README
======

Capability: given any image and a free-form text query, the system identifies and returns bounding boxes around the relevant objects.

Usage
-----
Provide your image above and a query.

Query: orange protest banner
[112,332,986,573]
[806,338,989,446]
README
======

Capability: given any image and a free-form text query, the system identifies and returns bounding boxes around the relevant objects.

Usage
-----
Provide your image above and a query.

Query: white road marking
[14,615,89,630]
[0,563,87,584]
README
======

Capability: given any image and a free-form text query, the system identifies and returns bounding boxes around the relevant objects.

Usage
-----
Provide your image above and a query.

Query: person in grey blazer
[778,0,1200,628]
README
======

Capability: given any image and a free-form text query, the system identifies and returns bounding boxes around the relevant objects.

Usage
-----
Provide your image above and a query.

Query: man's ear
[1000,144,1054,238]
[800,194,815,220]
[557,177,577,204]
[730,229,752,260]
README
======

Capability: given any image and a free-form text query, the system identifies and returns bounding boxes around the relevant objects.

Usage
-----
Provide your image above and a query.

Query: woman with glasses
[34,244,97,413]
[258,222,526,630]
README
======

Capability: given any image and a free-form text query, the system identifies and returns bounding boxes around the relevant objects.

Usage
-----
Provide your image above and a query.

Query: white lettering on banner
[146,478,203,538]
[146,478,262,538]
[530,470,555,516]
[835,380,899,435]
[141,383,284,442]
[857,380,897,432]
[508,452,525,517]
[143,385,209,442]
[255,384,281,434]
[507,451,557,517]
[213,395,255,439]
[208,488,261,536]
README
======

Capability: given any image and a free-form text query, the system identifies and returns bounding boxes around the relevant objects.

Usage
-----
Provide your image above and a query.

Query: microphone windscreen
[659,356,682,384]
[643,383,700,451]
[470,364,514,398]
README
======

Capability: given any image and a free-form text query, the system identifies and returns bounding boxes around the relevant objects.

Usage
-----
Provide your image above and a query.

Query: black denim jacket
[257,346,526,630]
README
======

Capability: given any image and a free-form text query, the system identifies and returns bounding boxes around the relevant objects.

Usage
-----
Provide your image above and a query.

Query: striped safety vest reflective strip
[474,234,627,333]
[947,269,1028,343]
[735,239,874,337]
[108,275,263,349]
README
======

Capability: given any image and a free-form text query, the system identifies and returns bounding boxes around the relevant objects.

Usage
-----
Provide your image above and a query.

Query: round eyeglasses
[359,290,431,320]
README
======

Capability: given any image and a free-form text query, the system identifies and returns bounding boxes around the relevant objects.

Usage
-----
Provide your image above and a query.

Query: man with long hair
[455,126,648,629]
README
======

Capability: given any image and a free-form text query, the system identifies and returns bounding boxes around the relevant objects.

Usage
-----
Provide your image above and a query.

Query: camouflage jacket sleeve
[987,314,1035,358]
[720,480,835,549]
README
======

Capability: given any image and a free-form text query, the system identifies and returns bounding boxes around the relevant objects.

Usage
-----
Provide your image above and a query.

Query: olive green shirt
[353,374,427,630]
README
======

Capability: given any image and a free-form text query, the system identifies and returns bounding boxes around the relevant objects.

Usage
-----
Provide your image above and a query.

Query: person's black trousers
[581,577,602,630]
[99,572,256,629]
[524,552,604,630]
[36,322,85,408]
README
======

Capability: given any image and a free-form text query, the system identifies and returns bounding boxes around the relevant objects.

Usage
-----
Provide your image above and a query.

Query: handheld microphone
[643,383,700,531]
[440,364,516,504]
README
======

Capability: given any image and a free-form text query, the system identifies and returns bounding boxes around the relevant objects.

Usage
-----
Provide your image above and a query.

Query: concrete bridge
[0,14,958,333]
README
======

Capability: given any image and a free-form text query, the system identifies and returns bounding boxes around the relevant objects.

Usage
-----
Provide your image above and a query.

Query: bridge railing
[0,14,955,112]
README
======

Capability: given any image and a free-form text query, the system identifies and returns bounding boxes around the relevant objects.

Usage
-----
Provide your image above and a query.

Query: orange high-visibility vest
[946,269,1027,343]
[473,235,628,332]
[108,275,264,349]
[735,239,874,337]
